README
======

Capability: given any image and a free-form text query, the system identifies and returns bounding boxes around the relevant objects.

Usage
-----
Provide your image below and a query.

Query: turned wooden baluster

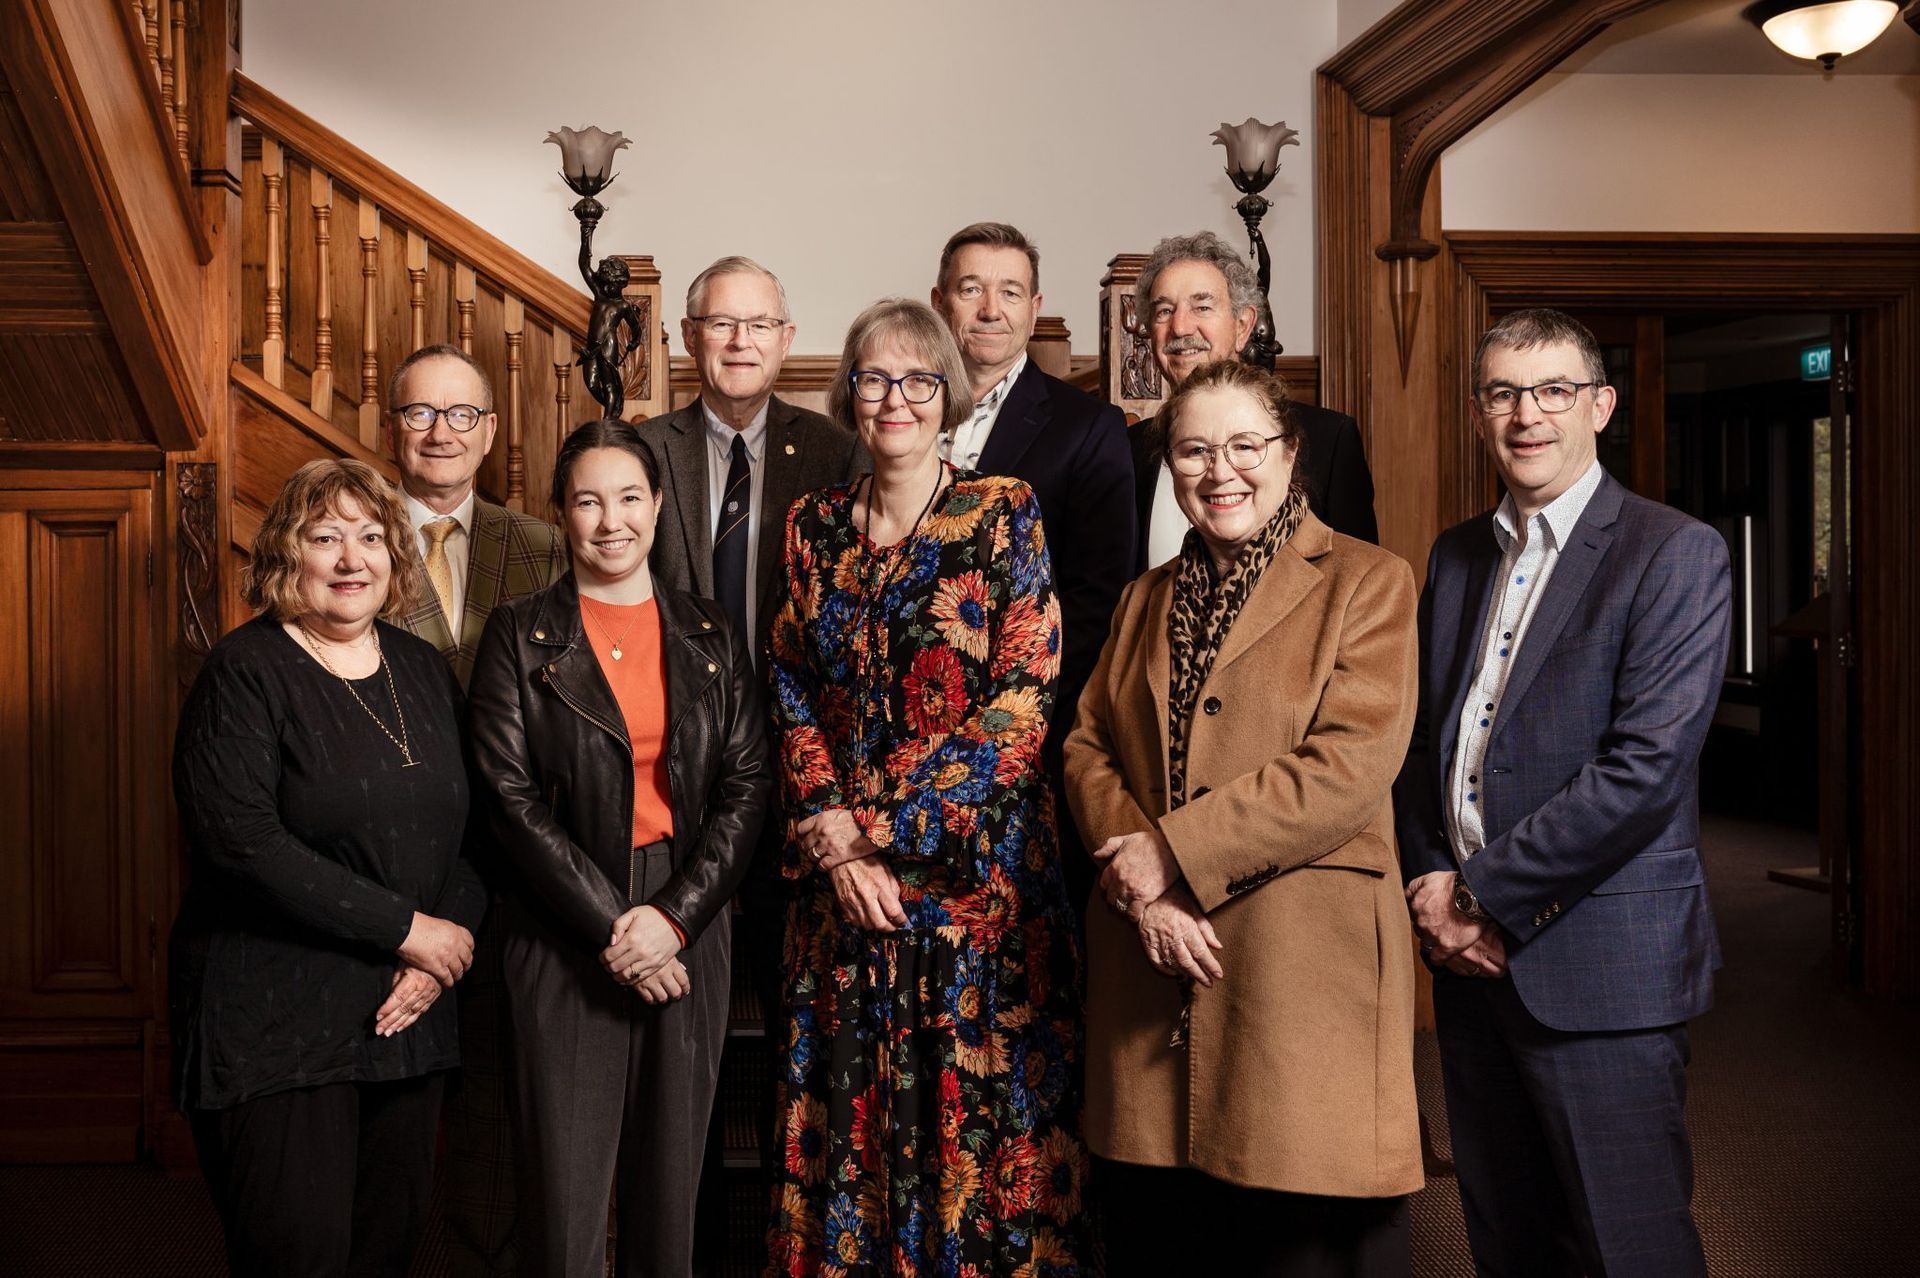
[310,168,335,419]
[157,0,176,155]
[170,0,189,165]
[406,230,428,351]
[358,199,382,447]
[552,321,573,435]
[504,294,525,510]
[142,1,159,82]
[454,262,476,355]
[261,137,286,387]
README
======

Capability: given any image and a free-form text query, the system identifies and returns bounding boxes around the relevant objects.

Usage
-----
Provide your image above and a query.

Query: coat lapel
[1208,514,1331,677]
[975,361,1049,476]
[755,399,803,631]
[1143,567,1173,793]
[461,501,508,660]
[1435,522,1501,784]
[1490,477,1622,747]
[662,406,714,595]
[401,592,456,662]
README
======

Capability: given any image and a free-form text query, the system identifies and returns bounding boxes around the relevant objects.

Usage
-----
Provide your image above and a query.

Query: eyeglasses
[849,371,946,404]
[689,314,788,342]
[1473,381,1596,416]
[394,403,489,433]
[1168,432,1285,477]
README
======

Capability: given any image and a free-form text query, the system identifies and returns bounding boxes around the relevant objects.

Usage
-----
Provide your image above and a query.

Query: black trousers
[1097,1157,1410,1278]
[503,842,731,1278]
[190,1073,445,1278]
[442,906,520,1277]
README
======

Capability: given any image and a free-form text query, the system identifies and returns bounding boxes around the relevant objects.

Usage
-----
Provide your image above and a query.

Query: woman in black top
[469,420,771,1278]
[171,457,484,1278]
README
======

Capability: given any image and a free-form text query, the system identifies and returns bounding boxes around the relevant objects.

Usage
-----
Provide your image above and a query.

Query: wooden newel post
[615,254,665,422]
[1029,316,1072,379]
[1099,253,1165,423]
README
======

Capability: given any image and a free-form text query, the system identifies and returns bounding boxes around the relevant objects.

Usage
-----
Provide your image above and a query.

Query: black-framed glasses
[395,403,490,432]
[849,371,946,404]
[1168,432,1285,477]
[689,314,788,342]
[1473,381,1596,416]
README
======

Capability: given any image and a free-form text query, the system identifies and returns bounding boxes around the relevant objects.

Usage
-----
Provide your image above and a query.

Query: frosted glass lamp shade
[1743,1,1899,70]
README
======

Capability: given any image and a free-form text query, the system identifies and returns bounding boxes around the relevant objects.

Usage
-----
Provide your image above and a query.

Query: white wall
[1442,72,1920,232]
[1337,0,1403,47]
[244,0,1340,354]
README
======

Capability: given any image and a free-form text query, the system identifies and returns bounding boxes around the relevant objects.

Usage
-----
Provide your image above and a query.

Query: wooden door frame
[1317,0,1920,997]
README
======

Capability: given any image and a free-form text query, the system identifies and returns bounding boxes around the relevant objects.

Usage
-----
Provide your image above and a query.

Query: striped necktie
[713,433,751,637]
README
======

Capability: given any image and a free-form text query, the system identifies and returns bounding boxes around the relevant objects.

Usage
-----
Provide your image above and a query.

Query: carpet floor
[2,814,1914,1276]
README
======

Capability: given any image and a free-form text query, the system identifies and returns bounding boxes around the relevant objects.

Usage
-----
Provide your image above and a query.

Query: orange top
[579,595,674,848]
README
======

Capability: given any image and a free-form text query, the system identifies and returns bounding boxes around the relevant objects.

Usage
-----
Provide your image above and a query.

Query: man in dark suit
[385,343,565,1278]
[638,256,864,1276]
[930,221,1136,918]
[1393,308,1730,1277]
[1131,231,1377,573]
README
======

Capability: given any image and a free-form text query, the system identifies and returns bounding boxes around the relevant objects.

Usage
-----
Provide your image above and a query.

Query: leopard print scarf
[1166,483,1309,811]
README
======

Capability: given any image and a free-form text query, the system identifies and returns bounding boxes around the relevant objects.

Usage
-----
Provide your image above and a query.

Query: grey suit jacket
[1393,470,1732,1032]
[639,395,867,654]
[398,496,566,689]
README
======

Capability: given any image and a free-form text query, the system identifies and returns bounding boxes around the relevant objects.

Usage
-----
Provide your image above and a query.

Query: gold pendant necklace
[582,597,646,660]
[297,623,419,767]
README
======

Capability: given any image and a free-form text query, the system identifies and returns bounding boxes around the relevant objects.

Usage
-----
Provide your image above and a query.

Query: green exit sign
[1801,344,1832,381]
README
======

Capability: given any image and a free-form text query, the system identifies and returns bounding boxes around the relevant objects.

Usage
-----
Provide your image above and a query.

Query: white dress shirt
[1143,462,1188,569]
[941,353,1027,471]
[1446,460,1606,862]
[703,398,770,644]
[403,488,476,626]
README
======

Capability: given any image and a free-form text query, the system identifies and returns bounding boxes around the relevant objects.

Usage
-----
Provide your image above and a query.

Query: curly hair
[1156,358,1303,469]
[1133,230,1263,328]
[243,458,420,623]
[827,298,975,436]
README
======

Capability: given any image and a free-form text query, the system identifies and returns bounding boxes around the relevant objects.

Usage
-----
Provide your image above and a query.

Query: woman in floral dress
[764,299,1088,1278]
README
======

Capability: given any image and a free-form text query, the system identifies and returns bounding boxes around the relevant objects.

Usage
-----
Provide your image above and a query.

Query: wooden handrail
[231,73,591,335]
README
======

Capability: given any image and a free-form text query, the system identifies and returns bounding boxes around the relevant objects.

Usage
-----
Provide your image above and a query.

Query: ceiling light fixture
[1742,0,1900,72]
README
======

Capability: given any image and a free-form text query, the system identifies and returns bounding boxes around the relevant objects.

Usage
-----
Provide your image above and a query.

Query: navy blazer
[976,360,1135,755]
[1130,400,1378,575]
[1393,470,1732,1033]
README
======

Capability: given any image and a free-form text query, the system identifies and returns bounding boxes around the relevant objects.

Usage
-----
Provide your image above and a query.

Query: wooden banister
[232,74,591,336]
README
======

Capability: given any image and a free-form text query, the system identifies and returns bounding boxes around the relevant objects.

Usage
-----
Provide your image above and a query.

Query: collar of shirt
[701,398,770,466]
[1492,458,1604,556]
[971,353,1026,423]
[402,487,476,539]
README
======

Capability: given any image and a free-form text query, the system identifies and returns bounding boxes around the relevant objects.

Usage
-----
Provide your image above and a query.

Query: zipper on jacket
[542,663,640,902]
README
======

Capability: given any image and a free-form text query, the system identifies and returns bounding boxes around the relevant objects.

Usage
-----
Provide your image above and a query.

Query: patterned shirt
[1447,460,1605,861]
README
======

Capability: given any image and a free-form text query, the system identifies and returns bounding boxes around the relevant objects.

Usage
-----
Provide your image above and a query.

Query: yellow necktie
[423,516,458,621]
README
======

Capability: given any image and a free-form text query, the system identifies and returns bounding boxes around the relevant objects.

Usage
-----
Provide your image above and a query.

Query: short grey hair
[827,298,975,436]
[685,255,791,322]
[1471,308,1608,389]
[1134,231,1262,325]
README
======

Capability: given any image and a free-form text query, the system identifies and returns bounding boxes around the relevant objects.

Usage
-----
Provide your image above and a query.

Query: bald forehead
[395,354,490,407]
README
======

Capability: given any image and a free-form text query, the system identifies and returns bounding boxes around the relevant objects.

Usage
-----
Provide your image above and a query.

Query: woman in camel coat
[1064,358,1421,1277]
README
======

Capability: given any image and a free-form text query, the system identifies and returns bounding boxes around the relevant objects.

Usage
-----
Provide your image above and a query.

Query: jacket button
[533,629,545,640]
[1192,786,1211,799]
[701,620,713,630]
[707,662,717,673]
[1203,696,1222,715]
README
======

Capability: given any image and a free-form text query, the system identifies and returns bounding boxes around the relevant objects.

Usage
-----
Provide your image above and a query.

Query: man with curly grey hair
[1131,231,1378,571]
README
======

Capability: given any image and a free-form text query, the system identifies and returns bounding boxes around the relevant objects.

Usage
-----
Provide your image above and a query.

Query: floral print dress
[765,472,1089,1278]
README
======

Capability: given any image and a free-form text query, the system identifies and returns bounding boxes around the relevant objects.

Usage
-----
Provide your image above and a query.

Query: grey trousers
[501,843,730,1278]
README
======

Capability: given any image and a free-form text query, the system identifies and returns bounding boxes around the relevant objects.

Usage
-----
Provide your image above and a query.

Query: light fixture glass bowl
[1749,0,1899,65]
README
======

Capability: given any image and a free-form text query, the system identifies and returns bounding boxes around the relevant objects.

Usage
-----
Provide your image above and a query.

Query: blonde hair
[243,459,420,622]
[827,298,975,435]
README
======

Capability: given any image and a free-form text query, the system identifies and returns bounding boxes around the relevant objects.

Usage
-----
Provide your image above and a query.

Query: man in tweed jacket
[386,343,564,1277]
[1394,310,1730,1278]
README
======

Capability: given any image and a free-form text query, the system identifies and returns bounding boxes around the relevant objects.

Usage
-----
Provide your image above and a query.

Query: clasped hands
[797,808,907,933]
[380,910,475,1037]
[1092,830,1224,988]
[1405,870,1508,978]
[601,905,690,1004]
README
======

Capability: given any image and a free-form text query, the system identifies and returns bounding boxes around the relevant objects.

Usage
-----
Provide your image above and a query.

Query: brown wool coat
[1064,511,1423,1198]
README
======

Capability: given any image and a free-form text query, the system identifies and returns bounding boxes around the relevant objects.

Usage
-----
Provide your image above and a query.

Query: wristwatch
[1453,875,1490,922]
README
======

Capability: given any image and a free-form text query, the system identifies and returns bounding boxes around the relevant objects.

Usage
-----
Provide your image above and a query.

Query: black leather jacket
[469,574,771,950]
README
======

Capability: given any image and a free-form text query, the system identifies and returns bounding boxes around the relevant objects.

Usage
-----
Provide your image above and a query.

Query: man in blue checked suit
[1394,308,1731,1277]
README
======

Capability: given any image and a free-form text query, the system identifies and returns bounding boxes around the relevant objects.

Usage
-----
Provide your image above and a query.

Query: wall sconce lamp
[1742,0,1900,71]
